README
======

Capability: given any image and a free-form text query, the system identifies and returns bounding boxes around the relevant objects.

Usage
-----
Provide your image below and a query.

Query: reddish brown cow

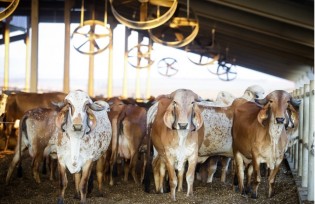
[232,90,300,198]
[105,97,147,185]
[145,89,204,201]
[5,107,58,184]
[1,91,66,152]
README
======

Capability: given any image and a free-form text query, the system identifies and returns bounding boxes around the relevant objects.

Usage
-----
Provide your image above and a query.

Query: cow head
[243,85,265,101]
[0,93,8,119]
[163,89,203,131]
[55,90,106,135]
[255,90,300,128]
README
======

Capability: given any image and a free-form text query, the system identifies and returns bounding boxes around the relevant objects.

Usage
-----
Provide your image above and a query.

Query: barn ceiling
[0,0,314,82]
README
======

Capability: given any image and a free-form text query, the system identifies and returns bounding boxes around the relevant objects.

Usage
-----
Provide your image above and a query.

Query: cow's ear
[163,104,175,130]
[86,109,97,133]
[287,103,299,129]
[192,105,203,131]
[257,105,269,127]
[56,108,68,132]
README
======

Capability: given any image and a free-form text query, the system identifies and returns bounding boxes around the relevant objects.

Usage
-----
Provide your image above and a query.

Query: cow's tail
[17,115,28,177]
[143,123,152,193]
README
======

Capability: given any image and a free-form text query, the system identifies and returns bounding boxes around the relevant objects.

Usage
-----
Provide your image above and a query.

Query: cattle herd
[0,86,300,204]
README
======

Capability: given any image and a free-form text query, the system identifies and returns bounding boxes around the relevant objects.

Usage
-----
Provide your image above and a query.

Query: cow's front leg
[79,160,93,204]
[57,163,68,204]
[165,158,177,201]
[268,162,281,198]
[177,166,185,192]
[186,155,198,196]
[74,172,81,199]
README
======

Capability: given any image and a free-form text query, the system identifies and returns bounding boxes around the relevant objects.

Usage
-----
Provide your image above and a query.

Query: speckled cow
[5,107,59,184]
[196,85,265,183]
[54,90,112,204]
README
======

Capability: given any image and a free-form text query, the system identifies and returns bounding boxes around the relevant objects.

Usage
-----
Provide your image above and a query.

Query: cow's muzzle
[73,124,83,131]
[276,117,285,124]
[178,122,188,130]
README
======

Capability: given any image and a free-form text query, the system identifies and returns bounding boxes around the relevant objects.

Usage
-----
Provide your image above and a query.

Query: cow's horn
[88,102,106,111]
[51,101,66,108]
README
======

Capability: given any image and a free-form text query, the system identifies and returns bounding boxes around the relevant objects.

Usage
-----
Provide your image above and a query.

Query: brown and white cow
[0,91,66,152]
[54,90,112,204]
[196,85,265,183]
[5,107,58,184]
[232,90,300,198]
[145,89,204,201]
[105,97,147,185]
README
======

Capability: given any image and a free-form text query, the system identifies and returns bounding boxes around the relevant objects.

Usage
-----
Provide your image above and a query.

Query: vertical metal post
[135,35,141,99]
[4,19,11,89]
[30,0,39,92]
[145,39,152,99]
[25,27,30,92]
[63,0,72,94]
[302,84,309,187]
[107,28,114,98]
[88,2,95,97]
[293,89,299,170]
[308,80,314,201]
[122,27,129,99]
[298,87,304,177]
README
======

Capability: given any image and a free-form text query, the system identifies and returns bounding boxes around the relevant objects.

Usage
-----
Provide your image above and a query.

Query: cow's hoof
[96,191,104,197]
[57,197,64,204]
[73,192,80,199]
[251,193,258,199]
[233,185,239,193]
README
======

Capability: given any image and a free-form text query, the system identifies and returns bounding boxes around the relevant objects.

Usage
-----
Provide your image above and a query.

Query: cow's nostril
[178,123,188,129]
[73,124,83,131]
[276,117,285,124]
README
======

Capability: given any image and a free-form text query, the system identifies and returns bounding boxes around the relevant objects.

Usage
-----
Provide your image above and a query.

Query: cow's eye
[269,100,273,103]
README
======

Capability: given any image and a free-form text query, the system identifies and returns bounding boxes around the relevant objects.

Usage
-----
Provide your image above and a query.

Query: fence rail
[289,79,314,202]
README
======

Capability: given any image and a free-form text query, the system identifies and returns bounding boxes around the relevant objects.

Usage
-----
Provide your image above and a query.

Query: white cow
[55,90,112,204]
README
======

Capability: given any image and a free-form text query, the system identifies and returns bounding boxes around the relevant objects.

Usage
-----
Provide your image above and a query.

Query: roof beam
[186,0,313,47]
[204,0,314,29]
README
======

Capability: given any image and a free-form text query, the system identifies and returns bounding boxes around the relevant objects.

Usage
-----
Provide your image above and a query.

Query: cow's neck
[268,121,285,168]
[173,129,191,170]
